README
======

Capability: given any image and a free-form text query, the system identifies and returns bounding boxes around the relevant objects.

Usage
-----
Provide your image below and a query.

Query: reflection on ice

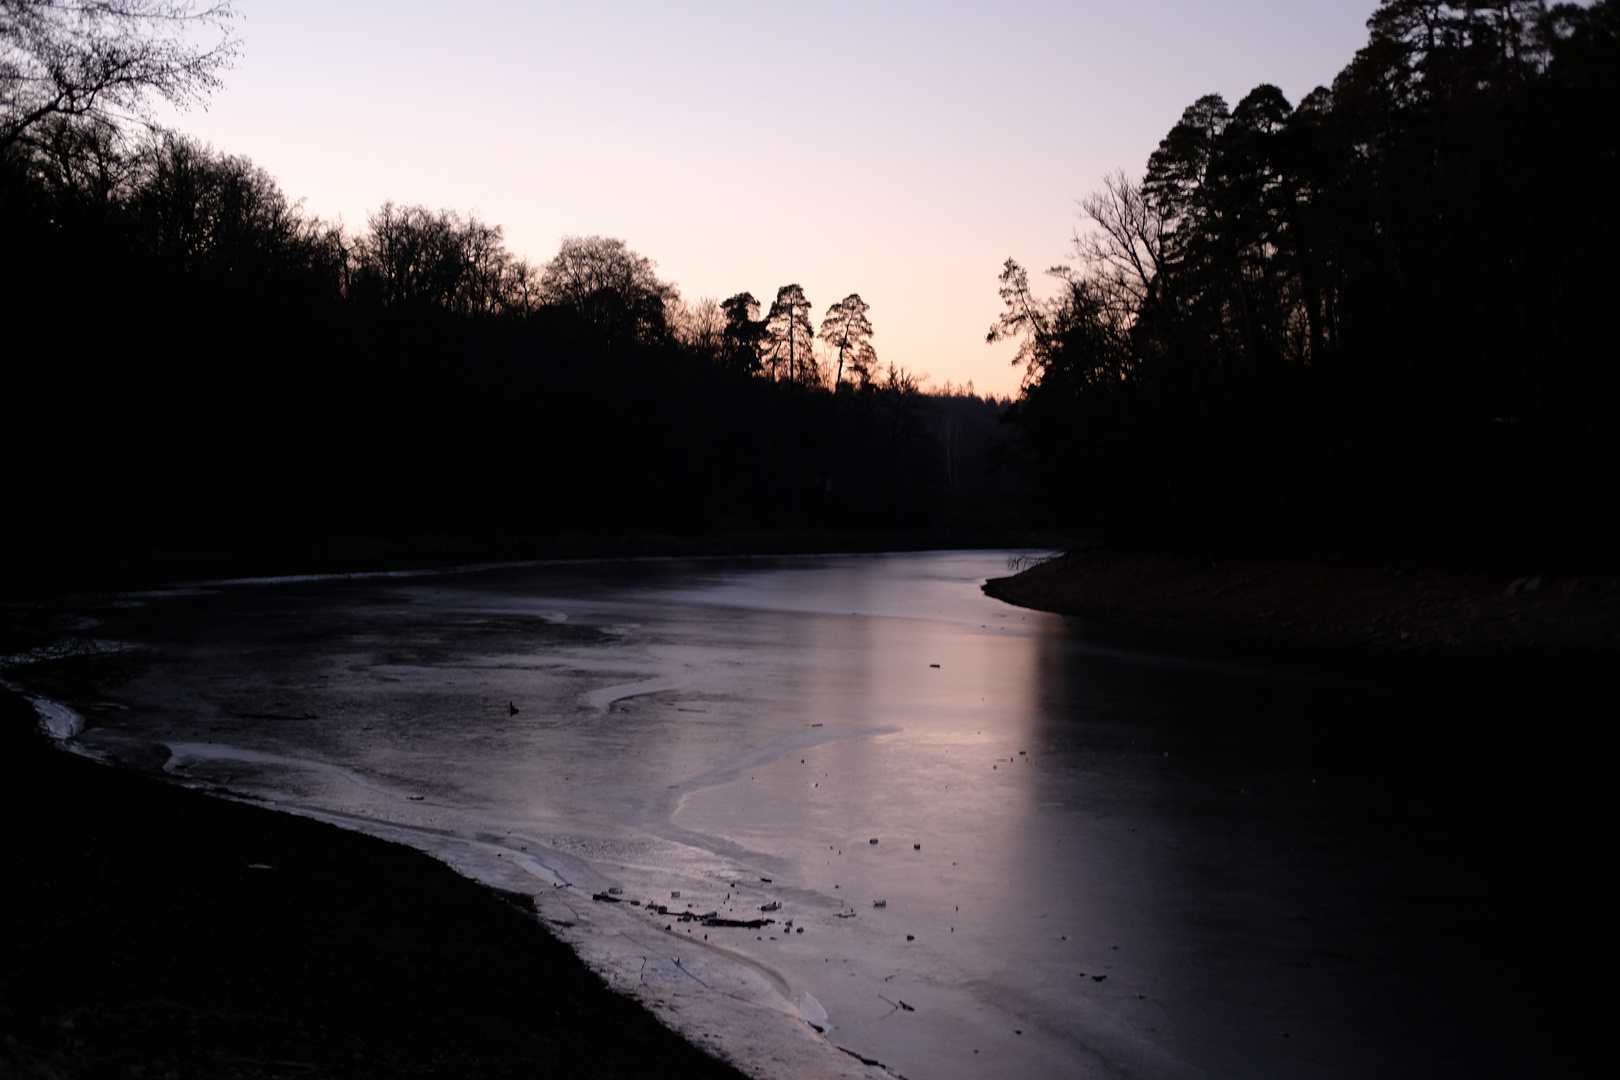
[79,552,1081,1077]
[62,550,1547,1080]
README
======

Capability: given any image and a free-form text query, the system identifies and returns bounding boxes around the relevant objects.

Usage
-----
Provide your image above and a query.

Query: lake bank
[0,686,752,1080]
[983,547,1620,667]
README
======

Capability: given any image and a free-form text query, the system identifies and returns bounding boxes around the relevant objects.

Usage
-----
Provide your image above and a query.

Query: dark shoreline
[0,528,1061,604]
[0,689,750,1079]
[983,547,1620,670]
[13,531,1615,667]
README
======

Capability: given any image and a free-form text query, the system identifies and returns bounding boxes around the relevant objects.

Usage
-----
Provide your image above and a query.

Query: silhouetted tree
[538,235,676,345]
[1,0,238,152]
[1071,172,1165,334]
[719,291,767,376]
[878,362,925,457]
[26,112,132,207]
[668,295,725,359]
[0,101,1027,547]
[994,0,1620,557]
[763,284,817,387]
[817,293,877,390]
[130,134,326,281]
[356,202,529,316]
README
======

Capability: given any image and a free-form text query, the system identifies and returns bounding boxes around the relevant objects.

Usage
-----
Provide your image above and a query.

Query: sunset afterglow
[157,0,1379,396]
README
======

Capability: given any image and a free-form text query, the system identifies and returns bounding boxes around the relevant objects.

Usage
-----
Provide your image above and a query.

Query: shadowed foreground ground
[0,690,749,1080]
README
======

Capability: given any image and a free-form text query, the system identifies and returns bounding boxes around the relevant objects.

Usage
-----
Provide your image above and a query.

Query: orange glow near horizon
[156,0,1380,398]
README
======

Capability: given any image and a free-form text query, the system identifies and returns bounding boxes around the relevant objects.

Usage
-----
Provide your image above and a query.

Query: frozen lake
[64,551,1591,1079]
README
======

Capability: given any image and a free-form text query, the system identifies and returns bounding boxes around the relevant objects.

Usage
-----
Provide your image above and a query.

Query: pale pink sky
[162,0,1380,397]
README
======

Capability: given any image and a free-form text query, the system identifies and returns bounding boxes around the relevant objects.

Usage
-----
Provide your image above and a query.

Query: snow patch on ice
[584,675,687,710]
[32,697,84,741]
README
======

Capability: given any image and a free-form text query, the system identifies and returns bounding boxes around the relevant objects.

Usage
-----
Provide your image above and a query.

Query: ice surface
[32,697,85,740]
[62,551,1552,1080]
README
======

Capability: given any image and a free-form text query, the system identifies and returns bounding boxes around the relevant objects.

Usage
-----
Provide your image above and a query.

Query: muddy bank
[984,548,1620,665]
[0,688,750,1080]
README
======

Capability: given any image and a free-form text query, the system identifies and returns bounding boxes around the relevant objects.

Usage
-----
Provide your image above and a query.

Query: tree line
[993,0,1618,563]
[0,6,1027,548]
[1,128,1019,545]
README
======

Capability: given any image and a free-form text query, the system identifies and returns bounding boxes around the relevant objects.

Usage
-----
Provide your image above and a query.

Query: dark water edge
[987,600,1612,1080]
[984,549,1620,670]
[0,528,1064,603]
[0,686,752,1080]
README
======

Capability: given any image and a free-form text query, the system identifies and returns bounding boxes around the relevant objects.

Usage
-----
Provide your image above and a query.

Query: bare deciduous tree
[989,173,1160,392]
[1,0,239,152]
[667,295,725,357]
[538,235,676,342]
[1074,171,1166,324]
[358,202,534,316]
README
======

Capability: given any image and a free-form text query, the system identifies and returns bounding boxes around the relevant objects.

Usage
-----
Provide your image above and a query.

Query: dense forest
[5,0,1616,565]
[993,0,1618,563]
[1,125,1017,548]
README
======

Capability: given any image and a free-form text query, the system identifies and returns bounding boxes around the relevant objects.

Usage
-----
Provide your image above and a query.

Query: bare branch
[2,1,240,152]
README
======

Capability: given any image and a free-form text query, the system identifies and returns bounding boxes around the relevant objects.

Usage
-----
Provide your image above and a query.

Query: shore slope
[984,549,1620,663]
[0,689,750,1079]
